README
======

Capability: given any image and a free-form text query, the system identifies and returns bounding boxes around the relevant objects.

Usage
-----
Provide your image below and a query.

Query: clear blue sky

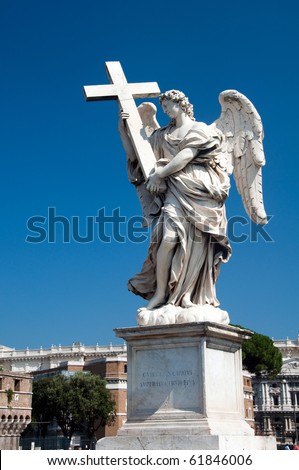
[0,0,298,349]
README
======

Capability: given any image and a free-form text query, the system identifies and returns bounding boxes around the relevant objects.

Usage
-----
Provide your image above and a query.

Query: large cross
[83,61,160,179]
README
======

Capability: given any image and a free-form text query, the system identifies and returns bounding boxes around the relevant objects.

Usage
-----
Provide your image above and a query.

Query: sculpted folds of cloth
[121,89,267,326]
[84,63,268,327]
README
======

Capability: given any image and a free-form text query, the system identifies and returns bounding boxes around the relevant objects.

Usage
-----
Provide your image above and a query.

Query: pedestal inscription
[133,345,200,416]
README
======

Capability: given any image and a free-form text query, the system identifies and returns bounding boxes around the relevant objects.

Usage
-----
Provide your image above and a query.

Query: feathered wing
[138,102,160,137]
[132,102,162,226]
[215,90,267,225]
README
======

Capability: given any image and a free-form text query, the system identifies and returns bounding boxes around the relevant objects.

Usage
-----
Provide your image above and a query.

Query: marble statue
[84,63,267,327]
[120,90,268,326]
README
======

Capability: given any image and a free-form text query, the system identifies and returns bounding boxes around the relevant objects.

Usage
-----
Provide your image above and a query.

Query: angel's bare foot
[146,293,166,310]
[181,293,196,308]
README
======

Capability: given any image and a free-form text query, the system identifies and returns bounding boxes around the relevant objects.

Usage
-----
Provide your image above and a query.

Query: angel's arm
[146,148,197,194]
[118,112,137,162]
[147,124,214,193]
[161,148,197,176]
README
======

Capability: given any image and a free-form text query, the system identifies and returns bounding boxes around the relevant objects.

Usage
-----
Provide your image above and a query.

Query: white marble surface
[97,434,276,450]
[85,62,268,327]
[137,304,230,326]
[84,61,160,179]
[96,323,278,449]
[132,344,201,416]
[121,86,267,321]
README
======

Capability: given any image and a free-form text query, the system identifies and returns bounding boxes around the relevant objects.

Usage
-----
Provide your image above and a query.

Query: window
[291,392,299,406]
[14,379,21,392]
[273,395,279,406]
[0,378,3,390]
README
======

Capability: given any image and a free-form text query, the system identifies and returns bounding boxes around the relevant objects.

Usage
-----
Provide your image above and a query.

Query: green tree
[32,372,116,440]
[232,326,283,377]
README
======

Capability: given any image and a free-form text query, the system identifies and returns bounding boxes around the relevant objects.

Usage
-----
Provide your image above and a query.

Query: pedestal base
[96,434,276,450]
[97,322,276,450]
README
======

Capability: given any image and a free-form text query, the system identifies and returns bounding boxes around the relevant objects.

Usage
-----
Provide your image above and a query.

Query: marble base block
[96,322,276,450]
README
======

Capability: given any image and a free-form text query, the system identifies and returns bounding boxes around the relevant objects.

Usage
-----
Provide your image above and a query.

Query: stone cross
[83,61,160,179]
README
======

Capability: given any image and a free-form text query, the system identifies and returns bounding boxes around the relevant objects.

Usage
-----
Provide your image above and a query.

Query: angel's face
[161,99,180,119]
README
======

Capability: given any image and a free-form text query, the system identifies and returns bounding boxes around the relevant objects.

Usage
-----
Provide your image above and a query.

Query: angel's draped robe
[128,121,232,307]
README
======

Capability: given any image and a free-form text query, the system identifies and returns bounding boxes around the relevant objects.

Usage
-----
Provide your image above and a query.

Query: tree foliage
[32,372,116,440]
[232,326,283,377]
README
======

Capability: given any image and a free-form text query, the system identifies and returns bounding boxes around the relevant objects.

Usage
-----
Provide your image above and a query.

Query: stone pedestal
[97,322,276,450]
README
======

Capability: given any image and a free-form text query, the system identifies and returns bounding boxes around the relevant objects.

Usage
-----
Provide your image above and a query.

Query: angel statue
[118,89,267,327]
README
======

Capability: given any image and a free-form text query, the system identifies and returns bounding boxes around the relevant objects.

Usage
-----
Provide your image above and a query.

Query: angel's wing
[138,102,160,137]
[215,90,267,225]
[130,102,163,226]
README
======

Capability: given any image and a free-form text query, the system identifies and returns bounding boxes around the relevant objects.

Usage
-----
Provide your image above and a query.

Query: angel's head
[159,90,195,121]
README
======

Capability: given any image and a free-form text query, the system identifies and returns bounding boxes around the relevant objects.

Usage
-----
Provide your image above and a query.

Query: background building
[243,369,255,430]
[0,342,127,448]
[0,369,32,449]
[253,336,299,446]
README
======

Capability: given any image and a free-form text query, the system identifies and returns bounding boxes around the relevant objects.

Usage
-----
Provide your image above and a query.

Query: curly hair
[159,90,195,120]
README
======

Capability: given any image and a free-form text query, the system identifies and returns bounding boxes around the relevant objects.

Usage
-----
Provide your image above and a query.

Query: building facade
[253,336,299,445]
[243,369,255,430]
[0,370,32,449]
[0,342,127,445]
[84,356,127,438]
[0,342,127,374]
